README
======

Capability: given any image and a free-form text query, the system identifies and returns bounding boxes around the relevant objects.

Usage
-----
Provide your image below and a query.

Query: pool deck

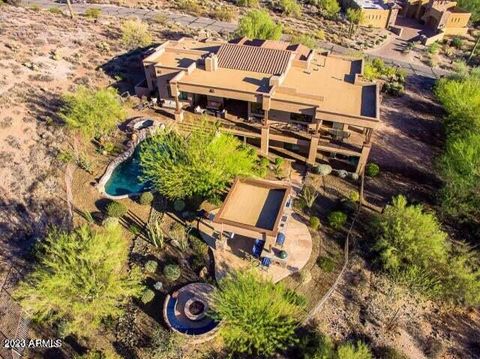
[198,210,312,283]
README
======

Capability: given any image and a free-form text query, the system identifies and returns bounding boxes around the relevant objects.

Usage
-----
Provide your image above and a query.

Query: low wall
[96,118,164,200]
[423,31,445,45]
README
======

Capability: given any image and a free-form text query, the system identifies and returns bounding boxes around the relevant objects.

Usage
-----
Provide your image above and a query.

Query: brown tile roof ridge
[217,43,293,75]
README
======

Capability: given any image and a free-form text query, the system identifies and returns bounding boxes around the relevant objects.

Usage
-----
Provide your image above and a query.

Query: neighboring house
[343,0,470,35]
[401,0,471,35]
[138,37,381,174]
[343,0,401,29]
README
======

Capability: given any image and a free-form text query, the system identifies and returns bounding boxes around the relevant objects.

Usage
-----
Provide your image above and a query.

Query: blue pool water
[165,298,219,335]
[104,145,150,197]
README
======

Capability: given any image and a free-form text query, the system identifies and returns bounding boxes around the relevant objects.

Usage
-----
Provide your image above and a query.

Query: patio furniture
[261,257,271,270]
[278,250,288,260]
[276,232,286,247]
[252,239,265,258]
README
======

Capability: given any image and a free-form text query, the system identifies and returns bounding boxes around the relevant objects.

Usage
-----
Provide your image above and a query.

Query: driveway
[366,17,434,67]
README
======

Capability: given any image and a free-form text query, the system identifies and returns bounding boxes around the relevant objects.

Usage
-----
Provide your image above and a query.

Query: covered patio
[197,178,312,283]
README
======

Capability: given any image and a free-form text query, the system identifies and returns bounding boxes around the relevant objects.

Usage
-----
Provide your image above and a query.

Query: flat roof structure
[213,178,291,237]
[142,37,380,124]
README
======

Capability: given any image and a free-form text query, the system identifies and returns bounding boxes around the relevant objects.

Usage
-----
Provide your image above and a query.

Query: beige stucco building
[344,0,470,34]
[138,37,381,174]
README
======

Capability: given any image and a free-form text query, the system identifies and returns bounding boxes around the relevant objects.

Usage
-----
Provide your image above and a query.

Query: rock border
[96,118,164,200]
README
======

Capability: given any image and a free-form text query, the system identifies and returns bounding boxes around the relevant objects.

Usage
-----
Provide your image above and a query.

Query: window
[179,92,188,101]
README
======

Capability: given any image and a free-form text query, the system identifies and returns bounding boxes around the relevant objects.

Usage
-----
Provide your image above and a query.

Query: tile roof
[217,43,292,75]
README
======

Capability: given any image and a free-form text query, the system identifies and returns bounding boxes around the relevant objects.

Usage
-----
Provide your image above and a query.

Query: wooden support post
[356,143,371,174]
[261,125,270,156]
[307,134,320,165]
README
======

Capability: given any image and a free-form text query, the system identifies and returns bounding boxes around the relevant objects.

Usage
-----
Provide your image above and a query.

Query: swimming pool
[104,145,150,197]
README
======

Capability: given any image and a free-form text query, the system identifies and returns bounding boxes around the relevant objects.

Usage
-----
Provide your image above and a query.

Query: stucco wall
[445,12,470,28]
[361,9,391,28]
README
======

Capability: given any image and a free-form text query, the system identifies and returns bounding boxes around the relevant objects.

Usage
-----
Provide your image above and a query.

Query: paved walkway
[22,0,451,78]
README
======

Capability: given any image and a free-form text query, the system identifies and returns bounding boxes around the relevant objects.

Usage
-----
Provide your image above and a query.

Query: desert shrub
[210,270,305,356]
[236,10,282,40]
[258,157,269,177]
[84,8,101,19]
[29,4,40,11]
[337,341,373,359]
[145,260,158,274]
[121,19,152,49]
[102,216,119,228]
[150,326,185,359]
[146,220,165,248]
[451,37,463,49]
[141,289,155,304]
[290,33,317,49]
[153,13,168,25]
[315,29,326,40]
[106,201,128,218]
[280,0,301,17]
[376,346,409,359]
[428,42,440,54]
[363,58,406,95]
[437,133,480,222]
[315,163,332,176]
[365,162,380,177]
[140,120,258,200]
[372,195,480,305]
[317,256,335,272]
[293,328,335,359]
[346,8,364,36]
[163,264,181,281]
[317,0,340,18]
[212,7,236,21]
[48,7,63,15]
[327,211,347,229]
[139,191,154,205]
[14,226,143,337]
[337,169,348,178]
[60,86,126,139]
[177,0,203,14]
[349,190,360,202]
[300,185,318,209]
[309,216,321,230]
[237,0,259,6]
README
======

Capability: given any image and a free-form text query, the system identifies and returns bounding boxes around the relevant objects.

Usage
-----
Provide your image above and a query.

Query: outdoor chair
[261,257,271,270]
[276,232,286,247]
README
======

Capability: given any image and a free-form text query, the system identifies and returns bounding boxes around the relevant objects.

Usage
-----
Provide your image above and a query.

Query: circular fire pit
[184,298,208,321]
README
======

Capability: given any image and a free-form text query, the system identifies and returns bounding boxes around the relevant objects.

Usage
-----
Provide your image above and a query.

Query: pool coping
[96,118,165,200]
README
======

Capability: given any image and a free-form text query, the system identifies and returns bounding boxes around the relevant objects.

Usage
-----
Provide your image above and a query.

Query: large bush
[236,10,282,40]
[456,0,480,22]
[60,86,126,139]
[373,195,480,305]
[163,264,181,281]
[106,201,128,218]
[211,270,305,356]
[15,225,143,337]
[140,120,258,200]
[280,0,301,17]
[327,211,347,229]
[121,19,152,49]
[337,341,373,359]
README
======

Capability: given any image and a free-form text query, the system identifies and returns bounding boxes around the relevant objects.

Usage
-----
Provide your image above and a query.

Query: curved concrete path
[198,210,312,283]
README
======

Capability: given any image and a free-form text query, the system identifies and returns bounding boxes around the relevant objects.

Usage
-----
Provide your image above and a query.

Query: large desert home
[344,0,471,36]
[137,37,380,175]
[197,177,312,283]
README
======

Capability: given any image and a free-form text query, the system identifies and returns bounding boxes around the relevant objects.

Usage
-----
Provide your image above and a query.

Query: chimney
[205,54,219,72]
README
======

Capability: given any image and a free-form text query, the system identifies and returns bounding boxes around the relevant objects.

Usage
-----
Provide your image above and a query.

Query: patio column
[174,94,184,121]
[261,125,269,156]
[356,143,371,175]
[307,134,320,165]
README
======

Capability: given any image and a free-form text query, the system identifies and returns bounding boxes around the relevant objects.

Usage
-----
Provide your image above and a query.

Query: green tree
[373,195,480,305]
[346,8,364,37]
[60,86,126,139]
[237,10,283,40]
[438,133,480,222]
[121,19,152,49]
[435,73,480,137]
[210,270,305,356]
[15,225,143,337]
[373,195,448,272]
[139,120,258,200]
[320,0,340,17]
[280,0,302,17]
[457,0,480,23]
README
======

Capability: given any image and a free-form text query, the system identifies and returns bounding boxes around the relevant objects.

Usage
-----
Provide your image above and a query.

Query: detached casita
[138,37,381,174]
